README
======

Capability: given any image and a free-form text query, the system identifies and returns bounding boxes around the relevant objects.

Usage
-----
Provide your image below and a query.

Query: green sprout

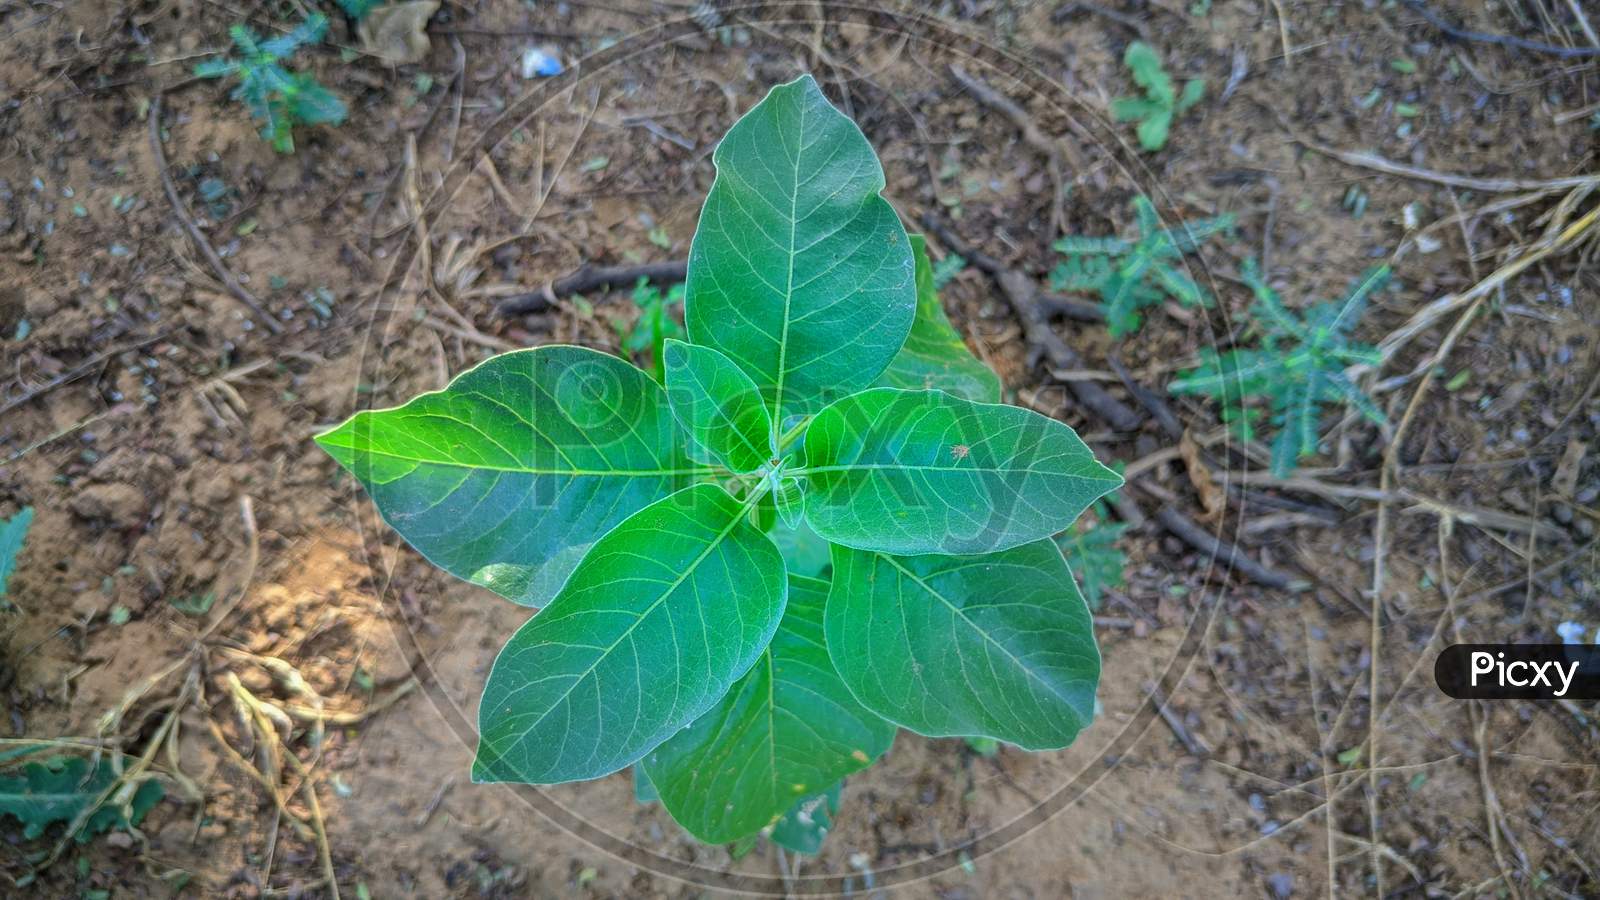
[1050,195,1233,337]
[1111,41,1205,152]
[195,14,346,153]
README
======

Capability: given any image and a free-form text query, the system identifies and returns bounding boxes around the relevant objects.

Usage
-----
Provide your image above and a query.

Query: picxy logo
[1469,651,1578,697]
[1435,644,1600,700]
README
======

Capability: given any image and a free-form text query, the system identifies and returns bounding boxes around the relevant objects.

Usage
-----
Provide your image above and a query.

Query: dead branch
[919,214,1145,432]
[496,260,687,316]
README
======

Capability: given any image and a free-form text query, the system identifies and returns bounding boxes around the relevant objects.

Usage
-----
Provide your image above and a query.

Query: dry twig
[148,94,282,334]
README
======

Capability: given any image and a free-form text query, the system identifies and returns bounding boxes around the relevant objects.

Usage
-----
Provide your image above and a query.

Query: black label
[1435,644,1600,700]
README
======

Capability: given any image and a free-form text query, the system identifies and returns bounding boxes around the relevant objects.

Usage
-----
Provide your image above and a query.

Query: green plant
[1058,484,1126,611]
[195,14,346,153]
[316,76,1120,852]
[1111,41,1205,152]
[1050,195,1233,337]
[0,755,163,843]
[612,277,685,382]
[1170,259,1388,477]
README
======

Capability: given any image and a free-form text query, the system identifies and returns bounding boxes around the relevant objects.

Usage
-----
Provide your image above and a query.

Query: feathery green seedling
[195,14,346,153]
[612,277,686,382]
[1170,259,1389,477]
[316,76,1121,853]
[1050,195,1233,337]
[1111,41,1205,152]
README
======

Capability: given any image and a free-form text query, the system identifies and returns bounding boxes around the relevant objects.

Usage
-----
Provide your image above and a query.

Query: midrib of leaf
[325,444,717,478]
[490,487,767,750]
[769,96,806,446]
[878,553,1087,715]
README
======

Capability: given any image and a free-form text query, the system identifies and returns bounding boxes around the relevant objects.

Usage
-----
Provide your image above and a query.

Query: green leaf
[193,58,238,79]
[1108,96,1162,123]
[1124,41,1175,107]
[826,540,1100,748]
[0,756,163,842]
[770,781,842,855]
[685,74,916,436]
[473,483,787,785]
[1176,78,1206,113]
[260,13,328,59]
[643,574,894,844]
[876,235,1002,403]
[802,389,1122,555]
[0,507,33,600]
[632,763,658,804]
[662,339,774,473]
[1134,108,1173,152]
[287,74,346,126]
[315,346,709,607]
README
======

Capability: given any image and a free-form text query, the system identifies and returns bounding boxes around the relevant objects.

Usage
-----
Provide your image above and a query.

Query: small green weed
[195,14,346,153]
[1170,260,1389,476]
[1050,195,1233,337]
[1111,41,1205,152]
[612,277,686,382]
[0,755,163,843]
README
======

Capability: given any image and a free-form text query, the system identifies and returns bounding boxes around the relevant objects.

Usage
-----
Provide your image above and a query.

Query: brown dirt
[1,1,1596,897]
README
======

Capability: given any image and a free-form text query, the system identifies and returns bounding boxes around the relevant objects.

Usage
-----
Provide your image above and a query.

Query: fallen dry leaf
[1179,430,1226,522]
[358,1,439,66]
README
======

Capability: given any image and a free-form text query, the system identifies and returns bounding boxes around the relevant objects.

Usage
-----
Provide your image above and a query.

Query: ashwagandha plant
[1111,41,1205,152]
[1050,195,1233,337]
[1169,258,1389,477]
[316,76,1121,852]
[195,14,346,153]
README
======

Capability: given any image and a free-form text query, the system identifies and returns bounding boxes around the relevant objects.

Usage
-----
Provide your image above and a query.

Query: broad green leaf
[0,507,32,600]
[685,74,916,436]
[316,346,709,607]
[474,484,787,785]
[802,388,1122,555]
[663,339,773,472]
[0,756,163,842]
[770,781,842,855]
[876,235,1001,403]
[644,574,893,843]
[826,540,1100,748]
